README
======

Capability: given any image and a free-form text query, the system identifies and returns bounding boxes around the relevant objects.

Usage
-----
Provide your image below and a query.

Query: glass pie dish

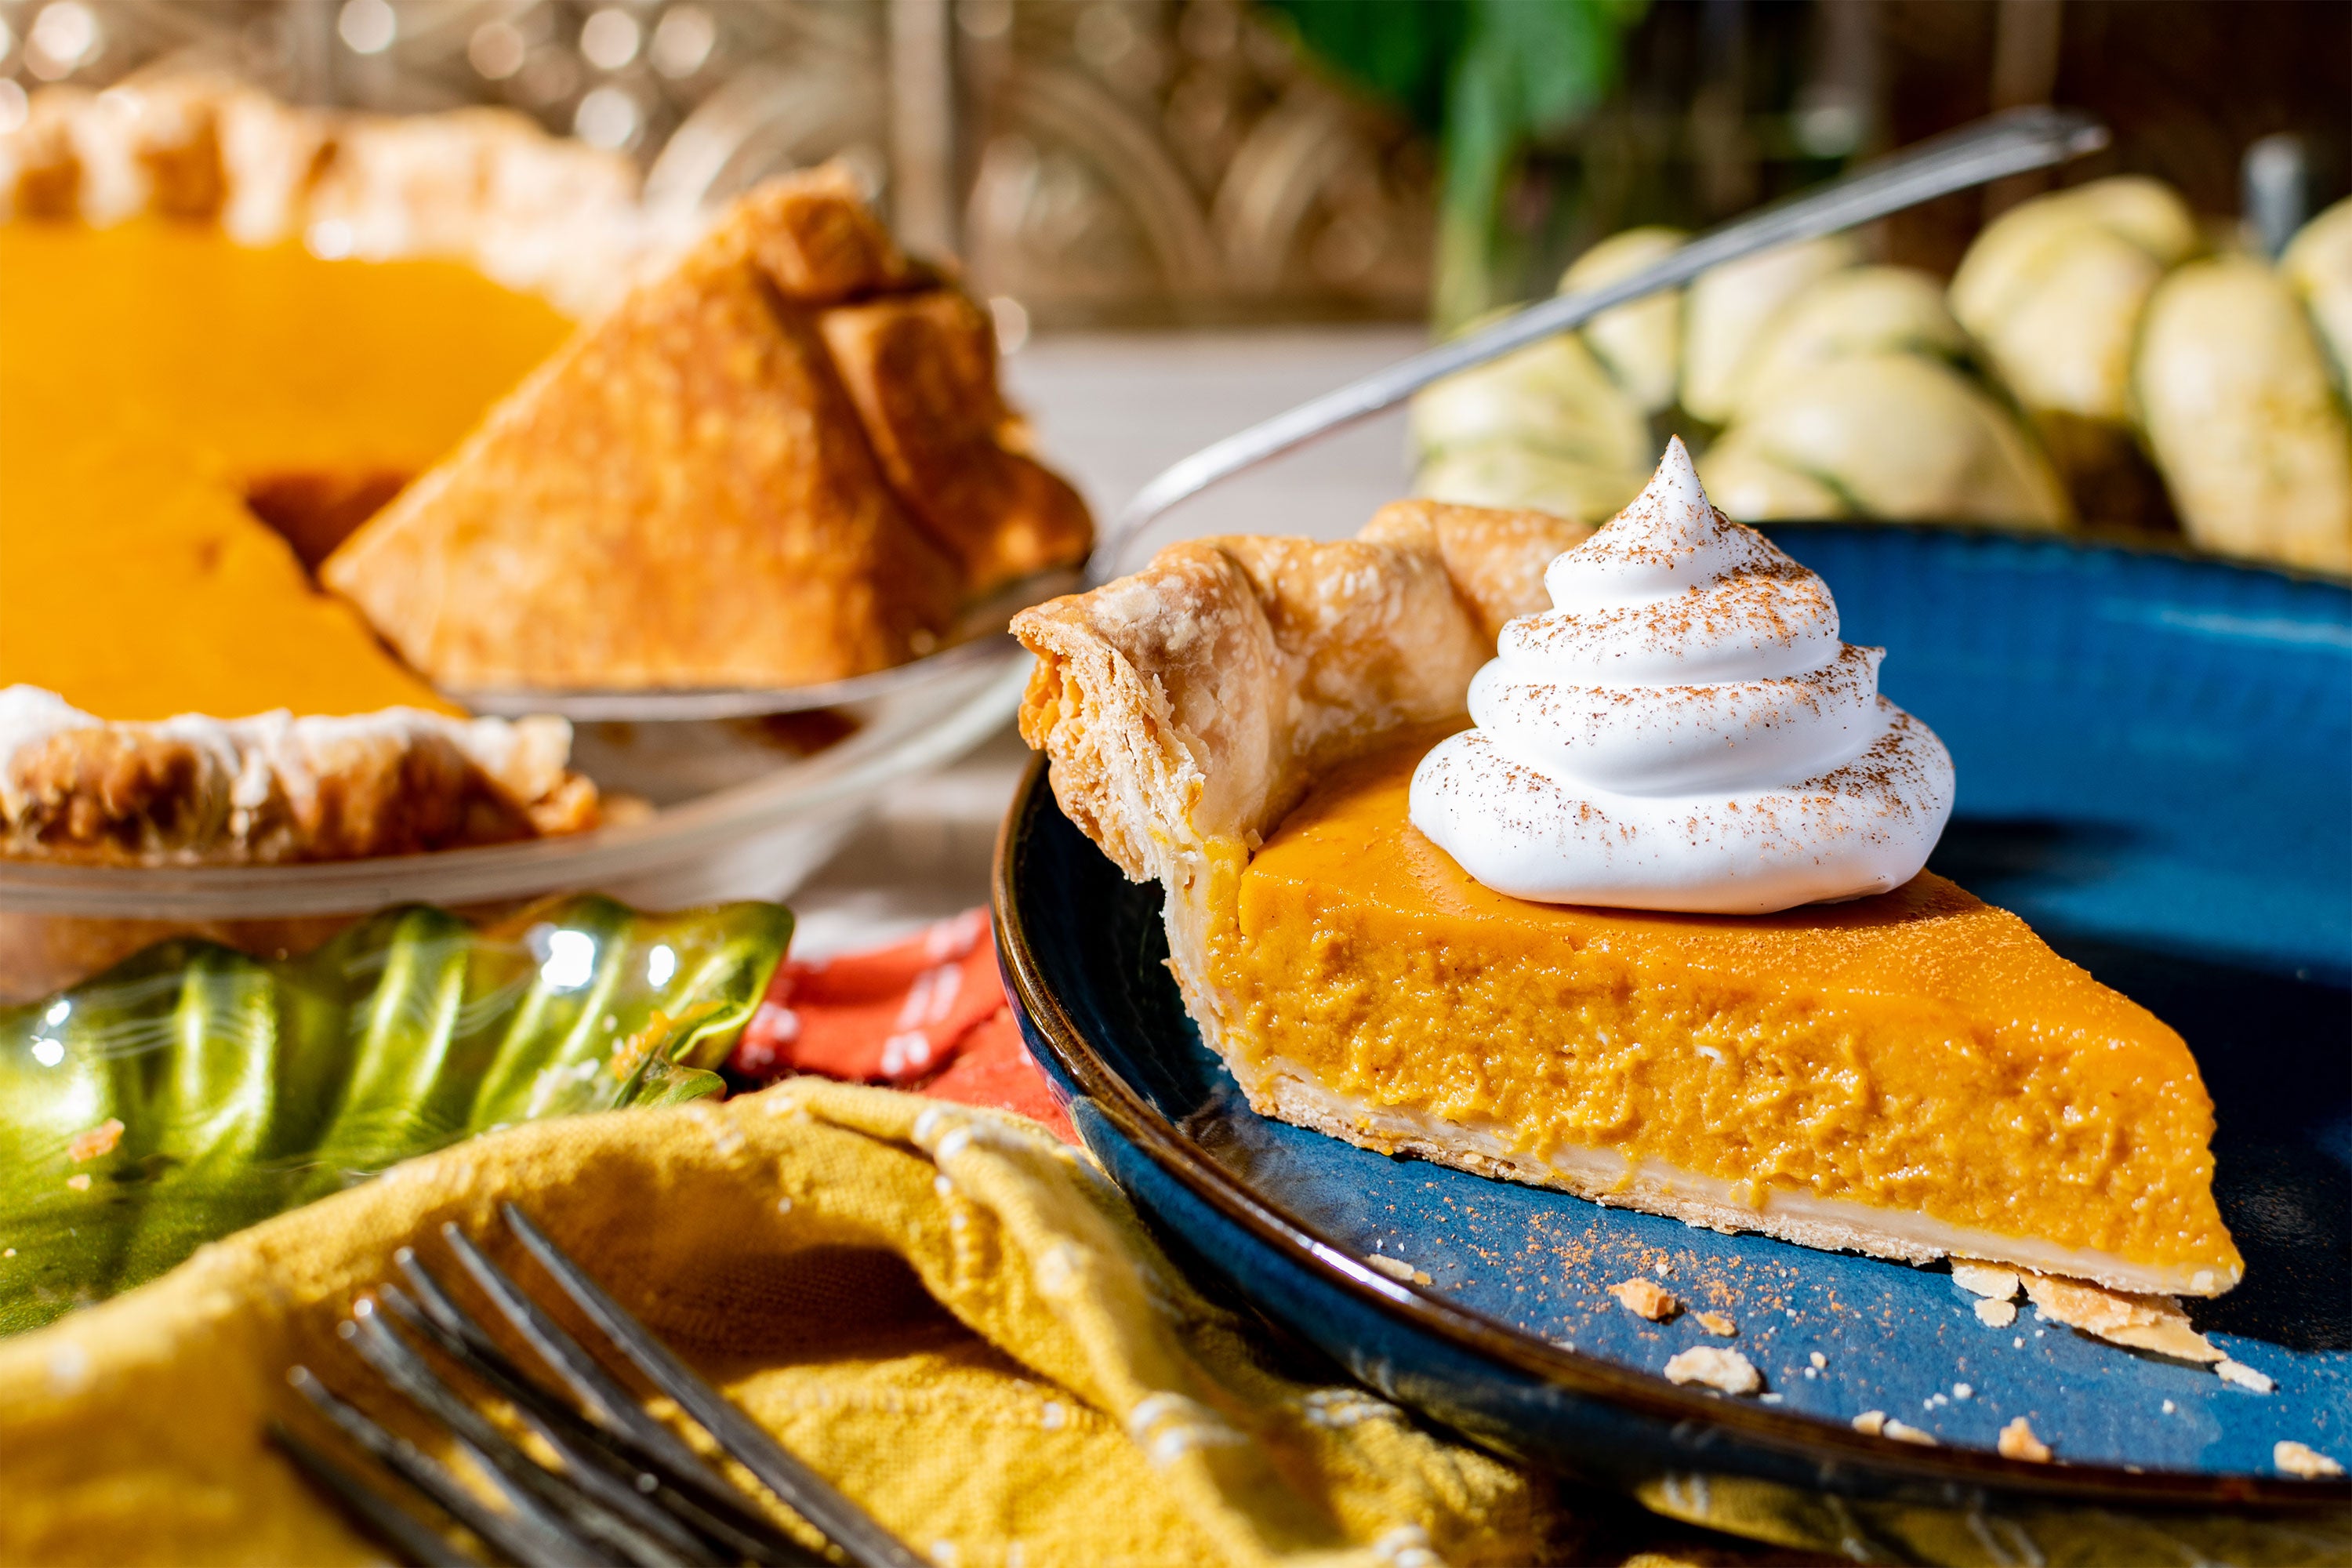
[0,647,1031,1003]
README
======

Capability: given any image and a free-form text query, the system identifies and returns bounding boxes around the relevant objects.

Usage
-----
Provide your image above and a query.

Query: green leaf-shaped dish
[0,895,791,1335]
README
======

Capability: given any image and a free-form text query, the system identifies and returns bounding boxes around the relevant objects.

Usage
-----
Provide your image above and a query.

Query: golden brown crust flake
[324,211,964,691]
[818,290,1094,595]
[2018,1271,2221,1362]
[703,165,917,303]
[1608,1278,1681,1321]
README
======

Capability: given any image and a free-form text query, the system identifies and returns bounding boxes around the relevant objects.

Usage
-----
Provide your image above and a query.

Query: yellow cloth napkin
[0,1079,1566,1567]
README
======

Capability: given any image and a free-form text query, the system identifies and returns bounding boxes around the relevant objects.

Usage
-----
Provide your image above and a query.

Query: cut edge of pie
[1253,1076,2228,1294]
[1011,502,2244,1301]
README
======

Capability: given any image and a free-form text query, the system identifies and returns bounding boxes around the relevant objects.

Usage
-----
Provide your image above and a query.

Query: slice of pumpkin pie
[324,167,1091,693]
[1011,448,2241,1298]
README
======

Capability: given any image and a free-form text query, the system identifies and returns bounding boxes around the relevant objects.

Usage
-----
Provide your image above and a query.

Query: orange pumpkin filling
[0,219,571,720]
[1211,728,2242,1293]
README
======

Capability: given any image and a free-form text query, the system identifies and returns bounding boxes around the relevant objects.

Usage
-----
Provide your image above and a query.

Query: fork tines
[281,1208,923,1568]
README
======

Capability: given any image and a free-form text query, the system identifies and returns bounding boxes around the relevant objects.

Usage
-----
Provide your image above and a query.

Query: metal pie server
[461,104,2107,721]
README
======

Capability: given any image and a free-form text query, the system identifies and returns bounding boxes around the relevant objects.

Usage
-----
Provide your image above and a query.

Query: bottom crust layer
[1247,1058,2236,1299]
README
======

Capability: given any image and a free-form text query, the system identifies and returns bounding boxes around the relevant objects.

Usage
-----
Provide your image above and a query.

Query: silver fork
[270,1203,927,1568]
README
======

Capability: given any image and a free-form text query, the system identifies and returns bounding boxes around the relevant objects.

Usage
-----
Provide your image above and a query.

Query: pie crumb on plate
[2274,1441,2343,1479]
[1366,1254,1432,1287]
[1998,1416,2053,1462]
[1609,1278,1681,1321]
[1663,1346,1760,1396]
[2020,1271,2220,1363]
[2218,1359,2277,1394]
[1951,1259,2024,1301]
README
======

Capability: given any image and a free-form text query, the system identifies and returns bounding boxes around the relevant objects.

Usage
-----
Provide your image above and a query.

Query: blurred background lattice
[2,0,2343,331]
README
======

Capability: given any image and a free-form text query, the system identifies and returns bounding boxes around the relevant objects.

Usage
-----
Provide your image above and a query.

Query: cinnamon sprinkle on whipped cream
[1409,438,1955,913]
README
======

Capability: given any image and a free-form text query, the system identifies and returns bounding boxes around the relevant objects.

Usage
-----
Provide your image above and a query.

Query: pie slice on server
[1010,498,2241,1299]
[322,166,1091,694]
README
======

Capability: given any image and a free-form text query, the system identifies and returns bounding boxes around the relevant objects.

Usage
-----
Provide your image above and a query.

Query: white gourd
[1415,444,1661,526]
[1558,225,1689,415]
[1680,234,1864,423]
[2134,256,2352,573]
[1730,267,1973,422]
[1687,437,1849,521]
[1700,354,2071,528]
[1410,328,1651,520]
[1409,175,2352,573]
[1949,176,2201,423]
[2281,197,2352,399]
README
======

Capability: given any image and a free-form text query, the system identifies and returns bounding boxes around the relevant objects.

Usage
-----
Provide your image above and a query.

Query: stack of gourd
[1414,179,2352,575]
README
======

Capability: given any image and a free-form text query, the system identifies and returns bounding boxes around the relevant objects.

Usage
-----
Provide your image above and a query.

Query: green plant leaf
[1439,0,1647,328]
[1261,0,1646,329]
[1258,0,1468,134]
[0,895,790,1335]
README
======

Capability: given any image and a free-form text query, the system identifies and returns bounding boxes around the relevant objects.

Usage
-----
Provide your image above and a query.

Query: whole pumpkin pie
[1012,474,2241,1299]
[0,77,1089,865]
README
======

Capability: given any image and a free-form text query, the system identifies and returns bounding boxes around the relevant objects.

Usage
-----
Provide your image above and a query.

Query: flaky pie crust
[0,695,596,866]
[322,167,1092,692]
[1012,499,1589,1082]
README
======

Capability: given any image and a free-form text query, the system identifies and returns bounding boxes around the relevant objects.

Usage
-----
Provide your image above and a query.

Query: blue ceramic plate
[996,525,2351,1543]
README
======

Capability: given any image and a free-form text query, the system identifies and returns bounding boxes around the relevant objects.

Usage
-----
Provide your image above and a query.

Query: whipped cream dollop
[1409,438,1954,913]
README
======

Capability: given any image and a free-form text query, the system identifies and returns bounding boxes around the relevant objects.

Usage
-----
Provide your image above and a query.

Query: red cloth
[729,909,1073,1140]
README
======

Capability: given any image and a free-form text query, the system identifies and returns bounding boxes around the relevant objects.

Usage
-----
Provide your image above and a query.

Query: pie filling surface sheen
[1220,728,2238,1289]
